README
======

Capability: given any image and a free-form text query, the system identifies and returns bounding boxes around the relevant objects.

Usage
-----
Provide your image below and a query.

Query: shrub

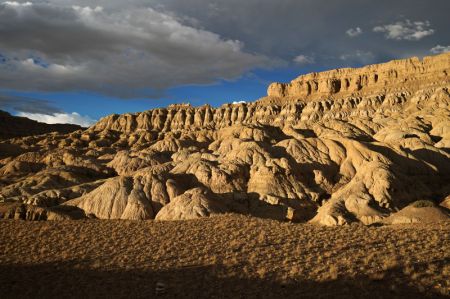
[411,200,436,208]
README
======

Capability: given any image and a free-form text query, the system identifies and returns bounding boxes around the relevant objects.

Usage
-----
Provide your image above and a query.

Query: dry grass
[0,214,449,298]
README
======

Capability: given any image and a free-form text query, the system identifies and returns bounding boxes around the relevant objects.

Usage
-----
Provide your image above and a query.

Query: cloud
[17,111,96,127]
[430,45,450,54]
[0,94,62,114]
[0,92,95,126]
[232,100,246,104]
[3,1,32,6]
[373,20,434,41]
[293,55,315,65]
[145,0,449,68]
[0,2,268,97]
[1,0,449,102]
[346,27,362,37]
[340,50,375,64]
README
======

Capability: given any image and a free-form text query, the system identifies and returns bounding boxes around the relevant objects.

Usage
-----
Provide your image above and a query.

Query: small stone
[155,281,167,295]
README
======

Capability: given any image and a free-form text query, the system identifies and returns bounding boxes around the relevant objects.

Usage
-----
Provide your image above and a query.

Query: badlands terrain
[0,53,449,298]
[0,52,449,224]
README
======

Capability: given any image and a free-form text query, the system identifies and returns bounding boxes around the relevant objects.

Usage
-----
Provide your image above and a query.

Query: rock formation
[0,52,449,225]
[383,200,450,224]
[266,53,449,101]
[155,188,228,221]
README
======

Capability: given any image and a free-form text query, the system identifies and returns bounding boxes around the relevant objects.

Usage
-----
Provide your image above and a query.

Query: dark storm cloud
[0,1,269,97]
[151,0,450,65]
[0,93,61,114]
[0,0,449,99]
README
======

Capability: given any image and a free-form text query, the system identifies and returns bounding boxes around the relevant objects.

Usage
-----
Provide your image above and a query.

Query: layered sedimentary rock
[90,53,449,134]
[267,53,449,101]
[0,53,449,225]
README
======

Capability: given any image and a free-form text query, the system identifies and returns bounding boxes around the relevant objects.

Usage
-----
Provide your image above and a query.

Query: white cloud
[293,55,315,65]
[3,1,32,6]
[373,20,434,41]
[232,100,246,104]
[72,5,103,16]
[346,27,363,37]
[17,111,96,127]
[430,45,450,54]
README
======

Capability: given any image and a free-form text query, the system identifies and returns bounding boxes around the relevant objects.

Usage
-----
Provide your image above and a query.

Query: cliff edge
[266,52,449,102]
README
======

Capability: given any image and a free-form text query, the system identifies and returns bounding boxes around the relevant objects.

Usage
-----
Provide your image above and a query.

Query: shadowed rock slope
[1,53,449,225]
[0,110,82,140]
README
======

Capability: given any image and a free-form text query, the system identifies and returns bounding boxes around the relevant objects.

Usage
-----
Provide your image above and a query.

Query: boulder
[155,188,228,221]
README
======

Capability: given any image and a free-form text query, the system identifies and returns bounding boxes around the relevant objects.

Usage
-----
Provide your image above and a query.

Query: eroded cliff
[267,53,449,101]
[0,53,449,225]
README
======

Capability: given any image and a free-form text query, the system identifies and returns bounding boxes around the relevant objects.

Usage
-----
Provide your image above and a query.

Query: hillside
[0,110,82,140]
[0,52,449,225]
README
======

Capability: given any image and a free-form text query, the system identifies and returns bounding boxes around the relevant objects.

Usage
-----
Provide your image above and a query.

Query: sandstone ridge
[267,52,449,102]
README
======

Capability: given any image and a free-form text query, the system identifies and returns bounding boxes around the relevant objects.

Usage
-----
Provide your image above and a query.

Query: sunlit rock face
[1,53,449,225]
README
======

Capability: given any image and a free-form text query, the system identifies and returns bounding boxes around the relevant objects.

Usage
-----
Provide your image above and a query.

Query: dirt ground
[0,214,449,299]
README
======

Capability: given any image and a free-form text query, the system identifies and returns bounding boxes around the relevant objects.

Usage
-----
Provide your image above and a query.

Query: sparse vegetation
[0,214,449,298]
[412,200,436,208]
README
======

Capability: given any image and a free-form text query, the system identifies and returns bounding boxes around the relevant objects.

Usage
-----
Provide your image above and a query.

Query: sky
[0,0,449,126]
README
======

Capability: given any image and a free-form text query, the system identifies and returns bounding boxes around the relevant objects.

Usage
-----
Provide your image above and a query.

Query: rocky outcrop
[0,53,449,224]
[155,188,228,221]
[0,202,86,221]
[87,53,449,134]
[266,53,449,100]
[68,176,154,220]
[441,195,450,210]
[383,201,449,224]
